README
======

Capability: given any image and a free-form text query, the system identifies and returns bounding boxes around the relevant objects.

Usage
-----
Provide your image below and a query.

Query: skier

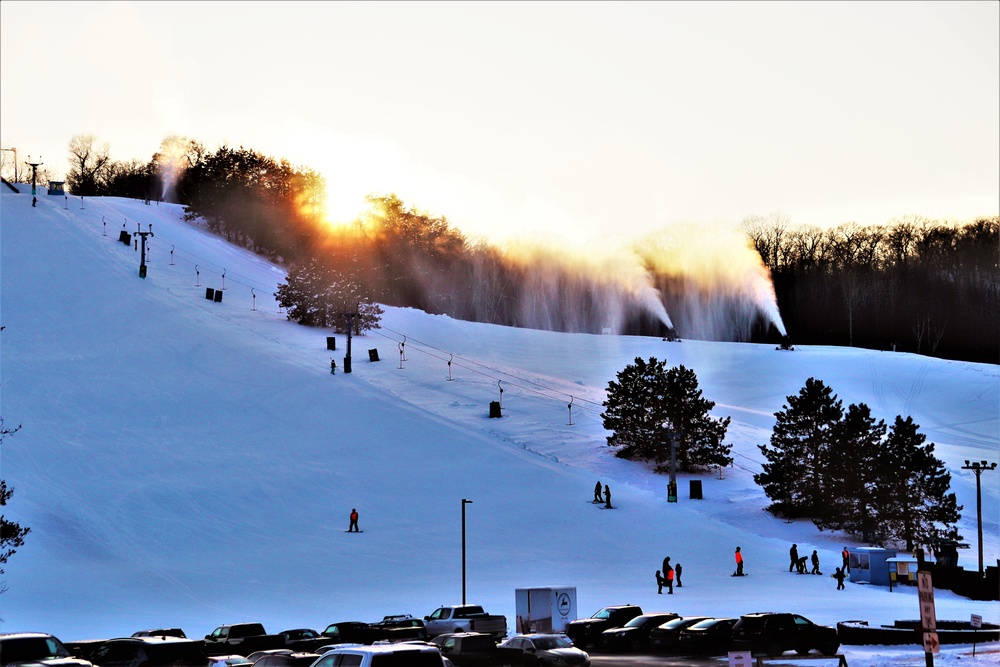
[348,508,359,532]
[664,562,675,594]
[655,570,664,594]
[675,562,683,587]
[842,546,850,573]
[811,549,821,575]
[594,481,603,503]
[789,543,799,572]
[604,484,612,509]
[734,546,745,576]
[330,359,337,375]
[834,567,846,590]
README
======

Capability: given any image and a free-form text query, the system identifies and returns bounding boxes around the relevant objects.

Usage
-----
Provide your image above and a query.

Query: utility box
[326,336,337,351]
[489,401,502,418]
[368,348,380,362]
[689,479,703,499]
[515,587,577,634]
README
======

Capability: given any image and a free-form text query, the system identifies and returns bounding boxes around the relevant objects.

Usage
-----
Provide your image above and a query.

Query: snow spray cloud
[154,135,195,203]
[634,222,787,340]
[495,239,673,335]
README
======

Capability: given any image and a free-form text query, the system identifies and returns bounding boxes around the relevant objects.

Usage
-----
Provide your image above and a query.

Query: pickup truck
[203,623,286,656]
[424,605,507,641]
[430,632,531,667]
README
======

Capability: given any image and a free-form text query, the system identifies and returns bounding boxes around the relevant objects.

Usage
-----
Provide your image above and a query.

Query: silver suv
[310,644,446,666]
[0,632,95,667]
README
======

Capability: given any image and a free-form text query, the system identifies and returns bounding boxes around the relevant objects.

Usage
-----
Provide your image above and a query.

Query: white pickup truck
[424,605,508,641]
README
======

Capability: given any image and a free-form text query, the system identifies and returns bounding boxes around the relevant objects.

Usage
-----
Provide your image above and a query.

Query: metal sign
[923,631,940,654]
[971,614,982,628]
[728,651,753,667]
[917,571,936,631]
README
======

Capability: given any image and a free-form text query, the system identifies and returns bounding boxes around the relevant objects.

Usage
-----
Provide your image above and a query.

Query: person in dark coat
[594,481,603,503]
[789,543,799,572]
[675,562,683,587]
[348,508,359,532]
[811,550,821,575]
[655,570,664,594]
[604,484,612,508]
[834,567,846,590]
[662,556,671,575]
[796,556,808,574]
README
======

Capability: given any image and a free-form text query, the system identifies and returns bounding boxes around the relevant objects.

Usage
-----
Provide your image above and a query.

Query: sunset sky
[2,1,997,244]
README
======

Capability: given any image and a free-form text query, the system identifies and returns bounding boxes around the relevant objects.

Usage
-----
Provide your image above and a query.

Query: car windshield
[532,636,572,650]
[0,637,72,662]
[592,608,614,619]
[688,619,719,630]
[624,617,650,628]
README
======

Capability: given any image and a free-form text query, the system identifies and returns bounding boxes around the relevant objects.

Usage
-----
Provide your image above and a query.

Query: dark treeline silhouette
[744,214,1000,363]
[64,134,996,360]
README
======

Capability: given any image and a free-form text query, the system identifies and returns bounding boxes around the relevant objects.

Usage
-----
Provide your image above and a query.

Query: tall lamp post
[462,498,473,604]
[962,459,997,576]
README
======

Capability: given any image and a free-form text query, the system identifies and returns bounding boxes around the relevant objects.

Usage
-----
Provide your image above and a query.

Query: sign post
[917,570,938,665]
[971,614,982,656]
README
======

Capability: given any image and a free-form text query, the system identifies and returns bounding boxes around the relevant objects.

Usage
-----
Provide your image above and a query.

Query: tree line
[744,213,999,363]
[53,134,997,362]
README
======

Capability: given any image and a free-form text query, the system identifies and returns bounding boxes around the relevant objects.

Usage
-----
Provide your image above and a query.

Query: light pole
[962,460,997,576]
[462,498,473,604]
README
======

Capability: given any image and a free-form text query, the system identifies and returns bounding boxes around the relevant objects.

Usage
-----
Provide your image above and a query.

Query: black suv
[731,612,839,657]
[565,605,643,649]
[86,637,206,667]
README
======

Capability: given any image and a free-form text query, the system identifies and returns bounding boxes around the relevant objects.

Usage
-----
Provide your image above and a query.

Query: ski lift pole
[221,269,226,290]
[195,265,200,287]
[401,335,407,361]
[498,380,504,409]
[251,288,257,311]
[567,395,574,426]
[398,341,405,369]
[169,245,175,265]
[447,354,454,381]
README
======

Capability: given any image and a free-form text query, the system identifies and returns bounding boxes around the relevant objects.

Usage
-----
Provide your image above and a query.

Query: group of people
[655,556,683,594]
[593,481,612,508]
[789,543,851,589]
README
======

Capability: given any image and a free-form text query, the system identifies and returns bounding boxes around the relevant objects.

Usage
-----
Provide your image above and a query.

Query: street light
[962,459,997,576]
[462,498,473,605]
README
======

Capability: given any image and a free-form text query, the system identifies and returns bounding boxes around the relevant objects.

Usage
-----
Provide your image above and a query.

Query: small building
[515,586,577,634]
[47,180,65,195]
[886,556,919,590]
[849,547,898,586]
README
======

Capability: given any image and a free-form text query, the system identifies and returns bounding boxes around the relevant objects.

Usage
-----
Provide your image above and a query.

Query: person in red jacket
[734,546,745,576]
[349,508,359,532]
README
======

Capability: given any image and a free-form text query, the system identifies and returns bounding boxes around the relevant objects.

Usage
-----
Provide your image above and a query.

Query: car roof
[324,644,438,653]
[0,633,61,640]
[107,637,197,644]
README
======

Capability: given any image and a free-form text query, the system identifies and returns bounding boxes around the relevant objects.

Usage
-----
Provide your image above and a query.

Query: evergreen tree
[878,416,962,550]
[275,258,383,332]
[755,378,843,518]
[602,358,731,472]
[814,402,886,542]
[1,417,30,592]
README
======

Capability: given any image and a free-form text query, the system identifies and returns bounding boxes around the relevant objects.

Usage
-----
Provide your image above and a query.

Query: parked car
[279,630,325,652]
[207,655,254,667]
[730,612,840,657]
[86,637,206,667]
[204,624,285,657]
[498,634,590,666]
[429,633,532,666]
[424,606,507,641]
[244,651,292,664]
[0,632,95,667]
[320,623,370,645]
[130,629,186,639]
[676,618,736,655]
[248,652,320,667]
[599,613,679,651]
[647,616,712,651]
[309,643,446,666]
[564,605,643,649]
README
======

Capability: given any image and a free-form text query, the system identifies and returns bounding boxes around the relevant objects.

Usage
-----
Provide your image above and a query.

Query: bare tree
[66,134,110,196]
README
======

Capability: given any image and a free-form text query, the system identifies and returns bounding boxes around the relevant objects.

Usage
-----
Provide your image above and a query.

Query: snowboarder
[330,359,337,374]
[604,484,612,508]
[734,546,745,576]
[789,543,799,572]
[675,562,683,587]
[348,508,359,532]
[594,481,603,503]
[811,549,821,575]
[796,556,808,574]
[662,556,671,575]
[664,563,675,594]
[655,570,664,594]
[31,196,36,207]
[834,567,846,590]
[842,546,850,573]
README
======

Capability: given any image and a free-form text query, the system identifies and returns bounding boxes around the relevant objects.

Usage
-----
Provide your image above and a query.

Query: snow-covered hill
[1,189,997,662]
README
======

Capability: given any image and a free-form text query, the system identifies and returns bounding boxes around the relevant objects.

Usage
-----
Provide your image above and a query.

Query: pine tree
[602,359,731,472]
[755,378,843,518]
[1,418,30,592]
[879,416,962,550]
[814,402,886,541]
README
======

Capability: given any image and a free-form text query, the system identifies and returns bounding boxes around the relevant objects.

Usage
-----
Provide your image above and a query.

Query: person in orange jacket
[349,508,359,532]
[734,546,745,576]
